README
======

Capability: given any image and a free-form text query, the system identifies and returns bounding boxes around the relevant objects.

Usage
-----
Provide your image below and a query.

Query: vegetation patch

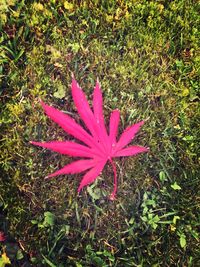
[0,0,199,266]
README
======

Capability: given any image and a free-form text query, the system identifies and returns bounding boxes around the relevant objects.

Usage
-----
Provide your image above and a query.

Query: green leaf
[87,186,101,201]
[38,223,45,228]
[171,182,181,190]
[175,60,184,68]
[141,216,147,222]
[180,234,186,248]
[68,42,80,53]
[31,220,38,225]
[182,135,194,141]
[44,211,55,227]
[53,83,66,99]
[42,255,57,267]
[152,222,158,229]
[159,171,168,182]
[146,199,156,207]
[129,217,135,225]
[173,216,180,224]
[153,215,160,223]
[16,249,24,260]
[14,49,24,62]
[60,225,70,235]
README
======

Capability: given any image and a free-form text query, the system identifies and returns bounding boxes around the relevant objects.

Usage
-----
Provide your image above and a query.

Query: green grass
[0,0,199,266]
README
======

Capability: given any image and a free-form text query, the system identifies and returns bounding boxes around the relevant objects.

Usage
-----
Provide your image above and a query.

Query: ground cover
[0,0,199,266]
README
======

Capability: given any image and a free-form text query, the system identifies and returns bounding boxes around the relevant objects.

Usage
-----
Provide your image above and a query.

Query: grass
[0,0,199,266]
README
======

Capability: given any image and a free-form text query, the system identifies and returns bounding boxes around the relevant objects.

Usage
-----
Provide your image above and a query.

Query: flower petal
[114,121,144,151]
[114,145,149,157]
[46,159,97,179]
[78,160,106,192]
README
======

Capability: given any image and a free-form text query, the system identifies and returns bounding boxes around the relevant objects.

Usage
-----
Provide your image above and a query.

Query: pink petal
[30,141,97,158]
[109,109,120,145]
[78,160,106,192]
[114,121,144,151]
[93,80,110,151]
[40,100,97,149]
[71,79,99,141]
[46,159,97,179]
[114,145,149,157]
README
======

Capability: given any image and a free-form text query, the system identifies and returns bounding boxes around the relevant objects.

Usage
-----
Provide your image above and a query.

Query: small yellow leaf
[33,3,44,11]
[54,62,63,68]
[170,225,176,231]
[2,252,11,264]
[105,14,113,23]
[13,11,20,18]
[182,88,189,97]
[0,14,7,24]
[174,124,180,129]
[158,4,164,12]
[64,1,74,11]
[125,11,130,19]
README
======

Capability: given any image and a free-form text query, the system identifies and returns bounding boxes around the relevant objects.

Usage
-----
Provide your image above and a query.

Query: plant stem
[109,159,117,200]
